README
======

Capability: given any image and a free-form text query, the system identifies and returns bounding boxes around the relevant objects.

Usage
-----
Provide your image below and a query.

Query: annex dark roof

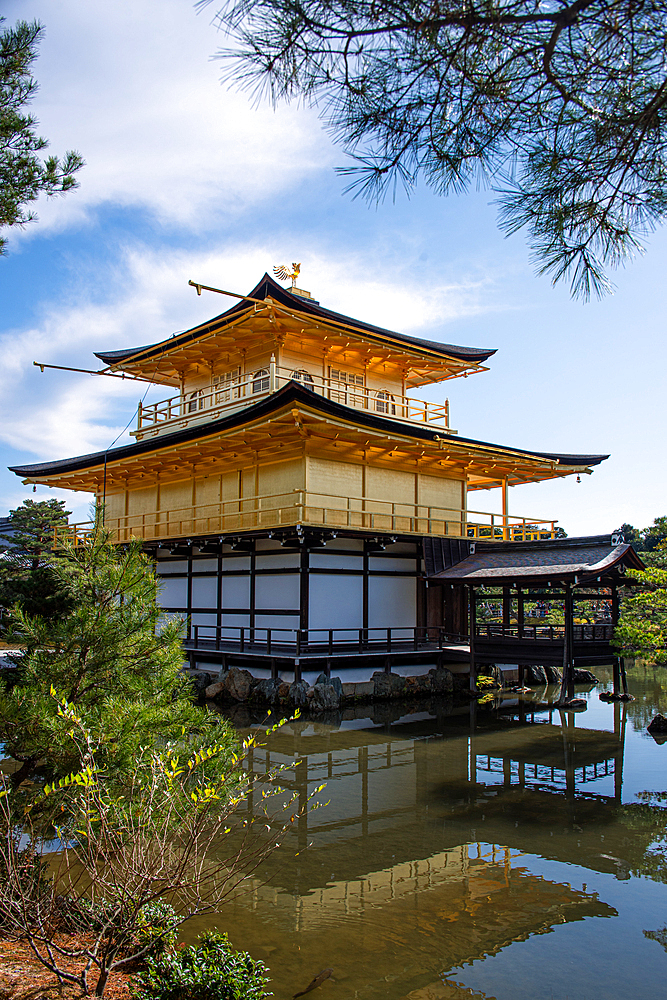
[94,273,497,367]
[9,381,610,481]
[426,534,644,585]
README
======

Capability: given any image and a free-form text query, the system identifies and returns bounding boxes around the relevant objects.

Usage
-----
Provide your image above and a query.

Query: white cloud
[3,0,333,242]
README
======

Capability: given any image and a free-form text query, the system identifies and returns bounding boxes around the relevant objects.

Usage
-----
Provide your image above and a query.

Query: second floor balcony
[55,492,556,545]
[132,363,453,440]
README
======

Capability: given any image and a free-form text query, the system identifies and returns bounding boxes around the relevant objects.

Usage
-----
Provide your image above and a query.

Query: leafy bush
[130,930,272,1000]
[135,901,178,958]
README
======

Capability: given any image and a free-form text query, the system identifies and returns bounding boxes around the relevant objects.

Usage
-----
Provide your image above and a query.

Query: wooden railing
[187,622,612,654]
[190,624,467,654]
[475,623,614,641]
[133,364,451,438]
[55,492,555,544]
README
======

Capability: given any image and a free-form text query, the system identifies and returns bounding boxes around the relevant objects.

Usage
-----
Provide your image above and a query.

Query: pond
[196,665,667,1000]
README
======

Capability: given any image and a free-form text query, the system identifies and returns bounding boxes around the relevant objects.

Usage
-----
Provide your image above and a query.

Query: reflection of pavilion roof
[224,846,615,1000]
[426,534,644,585]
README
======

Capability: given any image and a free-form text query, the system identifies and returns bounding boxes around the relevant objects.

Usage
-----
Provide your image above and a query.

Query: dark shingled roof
[426,534,645,585]
[95,273,497,368]
[8,382,610,480]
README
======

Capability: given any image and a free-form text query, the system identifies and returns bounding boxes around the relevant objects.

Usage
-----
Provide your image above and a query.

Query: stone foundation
[191,665,458,713]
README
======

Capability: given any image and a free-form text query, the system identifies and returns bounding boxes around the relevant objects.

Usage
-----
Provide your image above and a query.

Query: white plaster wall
[221,575,250,607]
[157,576,188,608]
[255,574,300,610]
[368,556,416,572]
[309,574,363,631]
[253,614,300,633]
[220,614,251,629]
[368,576,416,629]
[310,553,362,570]
[256,552,300,569]
[157,560,188,575]
[191,558,218,573]
[191,576,218,608]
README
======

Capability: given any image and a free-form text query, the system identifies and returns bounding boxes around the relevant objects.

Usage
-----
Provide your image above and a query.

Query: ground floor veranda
[132,525,630,694]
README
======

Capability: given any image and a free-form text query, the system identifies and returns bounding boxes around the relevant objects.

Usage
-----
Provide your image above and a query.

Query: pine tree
[0,526,232,793]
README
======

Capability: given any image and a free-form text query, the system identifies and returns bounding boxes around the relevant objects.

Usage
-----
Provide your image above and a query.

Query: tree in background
[617,517,667,568]
[0,18,83,254]
[615,567,667,665]
[0,527,233,795]
[0,498,73,618]
[208,0,667,298]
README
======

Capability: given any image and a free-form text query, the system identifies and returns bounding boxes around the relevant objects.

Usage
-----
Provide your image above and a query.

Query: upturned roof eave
[9,381,609,481]
[94,272,497,370]
[427,540,644,585]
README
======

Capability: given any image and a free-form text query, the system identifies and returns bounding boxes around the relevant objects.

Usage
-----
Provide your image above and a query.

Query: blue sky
[1,0,665,535]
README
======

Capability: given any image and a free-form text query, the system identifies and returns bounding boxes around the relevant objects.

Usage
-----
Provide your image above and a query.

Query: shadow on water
[197,664,667,1000]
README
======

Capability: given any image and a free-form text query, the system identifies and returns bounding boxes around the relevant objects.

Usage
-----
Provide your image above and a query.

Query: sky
[1,0,665,535]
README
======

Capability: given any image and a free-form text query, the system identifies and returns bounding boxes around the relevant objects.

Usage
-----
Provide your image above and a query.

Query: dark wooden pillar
[426,582,444,629]
[558,581,574,704]
[566,583,575,700]
[502,586,511,630]
[611,583,622,696]
[444,584,467,636]
[299,541,309,632]
[469,584,477,691]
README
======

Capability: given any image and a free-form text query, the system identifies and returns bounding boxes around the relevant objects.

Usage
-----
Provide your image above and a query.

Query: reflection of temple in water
[214,699,628,1000]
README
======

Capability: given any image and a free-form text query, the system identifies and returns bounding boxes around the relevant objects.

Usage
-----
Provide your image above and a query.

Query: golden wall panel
[308,456,363,498]
[366,466,415,505]
[258,458,304,496]
[417,474,463,511]
[104,491,126,524]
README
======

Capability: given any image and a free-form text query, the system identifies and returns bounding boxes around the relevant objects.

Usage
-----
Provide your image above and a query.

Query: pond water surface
[197,665,667,1000]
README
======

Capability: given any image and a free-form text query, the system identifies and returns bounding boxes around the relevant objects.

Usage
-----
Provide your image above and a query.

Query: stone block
[223,666,254,702]
[253,677,283,704]
[573,668,598,685]
[405,674,431,694]
[204,680,226,701]
[372,671,406,699]
[428,667,454,694]
[311,682,341,711]
[289,679,310,707]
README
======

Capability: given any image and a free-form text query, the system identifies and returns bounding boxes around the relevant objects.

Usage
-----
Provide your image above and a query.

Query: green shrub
[129,930,272,1000]
[135,901,178,958]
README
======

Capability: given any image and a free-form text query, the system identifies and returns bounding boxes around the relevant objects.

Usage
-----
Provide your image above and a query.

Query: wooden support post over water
[558,581,574,704]
[469,584,477,692]
[611,584,622,696]
[566,583,575,700]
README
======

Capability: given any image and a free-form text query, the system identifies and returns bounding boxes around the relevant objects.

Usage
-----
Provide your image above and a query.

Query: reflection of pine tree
[644,927,667,952]
[621,664,667,731]
[621,792,667,886]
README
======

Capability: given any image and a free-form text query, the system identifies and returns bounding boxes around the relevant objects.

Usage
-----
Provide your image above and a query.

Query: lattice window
[329,367,365,386]
[212,368,241,404]
[375,390,396,415]
[252,368,270,394]
[291,369,315,390]
[187,389,205,413]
